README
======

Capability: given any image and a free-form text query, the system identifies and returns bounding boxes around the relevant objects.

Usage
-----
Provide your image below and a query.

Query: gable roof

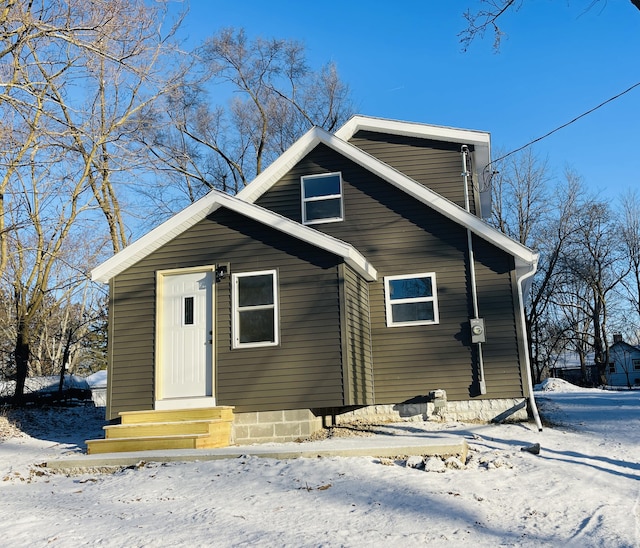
[91,190,377,283]
[92,115,537,284]
[334,115,493,218]
[334,114,491,147]
[610,340,640,354]
[236,123,536,268]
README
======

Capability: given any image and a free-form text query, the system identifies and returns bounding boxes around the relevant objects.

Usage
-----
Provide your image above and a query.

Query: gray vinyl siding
[108,207,351,419]
[108,271,156,419]
[256,143,524,403]
[348,130,478,215]
[340,264,374,405]
[472,235,523,396]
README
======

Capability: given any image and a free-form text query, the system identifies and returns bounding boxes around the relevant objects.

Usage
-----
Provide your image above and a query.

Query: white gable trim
[334,115,491,146]
[91,190,377,283]
[238,125,535,267]
[92,117,536,283]
[335,115,493,219]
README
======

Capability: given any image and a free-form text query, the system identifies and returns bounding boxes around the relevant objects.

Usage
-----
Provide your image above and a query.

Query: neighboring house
[548,351,599,387]
[607,337,640,387]
[91,115,540,445]
[0,375,92,405]
[86,370,108,407]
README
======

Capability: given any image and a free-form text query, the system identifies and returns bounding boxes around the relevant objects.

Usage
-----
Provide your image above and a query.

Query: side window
[633,359,640,371]
[384,273,439,327]
[301,172,343,225]
[232,270,279,348]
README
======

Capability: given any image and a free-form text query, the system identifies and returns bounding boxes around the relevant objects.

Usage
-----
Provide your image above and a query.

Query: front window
[384,273,439,327]
[633,359,640,371]
[232,270,279,348]
[301,172,343,225]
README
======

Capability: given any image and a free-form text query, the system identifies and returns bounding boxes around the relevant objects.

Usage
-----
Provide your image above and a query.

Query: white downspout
[461,145,487,395]
[516,258,543,431]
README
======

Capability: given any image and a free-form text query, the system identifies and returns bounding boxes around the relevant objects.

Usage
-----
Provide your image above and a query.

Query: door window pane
[184,296,194,325]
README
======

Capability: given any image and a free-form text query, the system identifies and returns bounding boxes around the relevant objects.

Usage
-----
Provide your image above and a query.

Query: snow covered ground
[0,380,638,547]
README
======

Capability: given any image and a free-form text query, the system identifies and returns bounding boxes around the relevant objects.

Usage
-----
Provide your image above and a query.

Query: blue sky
[176,1,640,200]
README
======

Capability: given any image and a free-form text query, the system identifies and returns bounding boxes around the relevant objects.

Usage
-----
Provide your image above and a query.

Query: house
[607,336,640,387]
[89,115,541,451]
[548,351,599,387]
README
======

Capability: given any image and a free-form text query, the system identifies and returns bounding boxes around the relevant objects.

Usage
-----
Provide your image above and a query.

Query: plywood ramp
[86,406,234,455]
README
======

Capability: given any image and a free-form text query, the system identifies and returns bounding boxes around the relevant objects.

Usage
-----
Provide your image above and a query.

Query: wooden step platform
[86,406,234,455]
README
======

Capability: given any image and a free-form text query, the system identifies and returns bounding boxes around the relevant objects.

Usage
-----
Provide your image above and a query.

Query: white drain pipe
[516,259,543,431]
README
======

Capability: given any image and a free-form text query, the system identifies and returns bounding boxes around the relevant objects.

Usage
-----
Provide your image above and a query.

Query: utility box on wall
[470,318,486,344]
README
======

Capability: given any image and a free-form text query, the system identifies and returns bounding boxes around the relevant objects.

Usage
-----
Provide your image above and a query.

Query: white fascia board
[91,185,377,283]
[236,128,324,203]
[215,193,377,281]
[91,195,224,283]
[335,115,491,146]
[235,123,533,267]
[309,130,537,268]
[337,116,493,220]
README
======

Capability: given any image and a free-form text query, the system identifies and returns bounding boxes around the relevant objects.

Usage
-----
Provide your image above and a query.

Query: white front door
[160,269,213,400]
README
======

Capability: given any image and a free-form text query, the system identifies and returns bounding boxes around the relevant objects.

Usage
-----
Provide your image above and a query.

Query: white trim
[384,272,440,327]
[335,115,491,146]
[335,116,492,219]
[301,172,344,225]
[238,126,535,267]
[92,117,535,285]
[155,265,216,404]
[92,188,377,283]
[232,269,279,349]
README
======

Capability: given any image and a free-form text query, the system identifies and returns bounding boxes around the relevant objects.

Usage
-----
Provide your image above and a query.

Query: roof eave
[335,115,491,146]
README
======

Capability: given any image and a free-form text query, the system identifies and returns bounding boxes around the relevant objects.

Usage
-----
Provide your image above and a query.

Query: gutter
[515,257,543,431]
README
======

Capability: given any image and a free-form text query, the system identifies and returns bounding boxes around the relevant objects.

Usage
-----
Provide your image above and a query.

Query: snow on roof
[85,370,107,389]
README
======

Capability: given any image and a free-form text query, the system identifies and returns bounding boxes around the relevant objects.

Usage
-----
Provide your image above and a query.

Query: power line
[491,79,640,165]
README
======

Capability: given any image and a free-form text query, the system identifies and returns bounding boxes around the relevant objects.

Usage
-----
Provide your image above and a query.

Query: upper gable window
[301,172,343,225]
[384,273,439,327]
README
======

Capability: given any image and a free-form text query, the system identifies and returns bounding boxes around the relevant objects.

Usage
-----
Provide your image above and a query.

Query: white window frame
[301,172,344,225]
[384,272,440,327]
[232,270,279,349]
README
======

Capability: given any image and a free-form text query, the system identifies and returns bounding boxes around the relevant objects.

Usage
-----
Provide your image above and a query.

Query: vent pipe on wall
[462,145,487,395]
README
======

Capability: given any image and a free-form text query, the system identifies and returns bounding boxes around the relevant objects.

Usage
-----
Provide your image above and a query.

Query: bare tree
[460,0,640,51]
[0,0,186,401]
[0,0,187,258]
[620,191,640,333]
[558,198,628,383]
[489,151,581,383]
[145,28,354,212]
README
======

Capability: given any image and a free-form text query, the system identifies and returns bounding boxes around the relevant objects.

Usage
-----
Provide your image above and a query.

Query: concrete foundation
[232,409,323,445]
[231,398,529,444]
[330,398,529,425]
